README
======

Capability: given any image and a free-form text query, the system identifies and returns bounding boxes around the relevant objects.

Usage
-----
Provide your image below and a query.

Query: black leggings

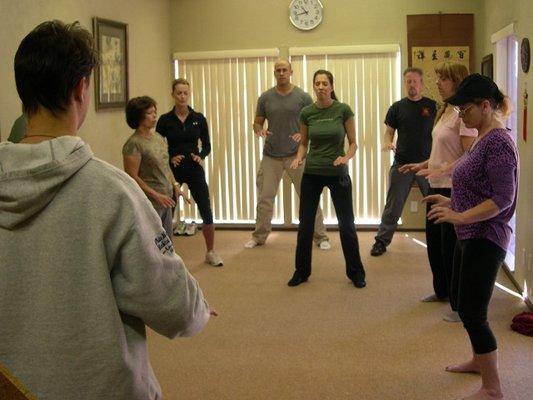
[173,167,214,225]
[425,187,456,300]
[295,173,365,281]
[452,239,506,354]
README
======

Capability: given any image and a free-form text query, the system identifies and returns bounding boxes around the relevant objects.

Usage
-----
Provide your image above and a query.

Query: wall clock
[289,0,323,31]
[521,38,530,73]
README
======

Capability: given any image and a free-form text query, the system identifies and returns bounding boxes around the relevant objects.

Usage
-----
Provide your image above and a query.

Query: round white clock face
[289,0,323,31]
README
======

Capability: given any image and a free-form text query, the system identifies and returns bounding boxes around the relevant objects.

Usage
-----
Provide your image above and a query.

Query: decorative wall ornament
[521,38,530,73]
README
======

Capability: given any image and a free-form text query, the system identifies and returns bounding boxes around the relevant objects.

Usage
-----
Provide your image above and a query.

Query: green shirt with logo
[300,100,354,176]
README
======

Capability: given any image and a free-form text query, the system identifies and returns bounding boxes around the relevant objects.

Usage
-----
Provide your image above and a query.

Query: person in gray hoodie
[0,20,212,400]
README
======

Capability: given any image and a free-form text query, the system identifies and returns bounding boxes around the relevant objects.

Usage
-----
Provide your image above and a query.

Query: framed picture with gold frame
[93,17,129,110]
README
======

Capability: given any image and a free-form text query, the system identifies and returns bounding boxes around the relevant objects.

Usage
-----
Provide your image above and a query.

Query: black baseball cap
[445,73,501,105]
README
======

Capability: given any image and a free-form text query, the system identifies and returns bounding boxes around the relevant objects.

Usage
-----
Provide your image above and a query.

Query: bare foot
[445,358,480,374]
[461,387,504,399]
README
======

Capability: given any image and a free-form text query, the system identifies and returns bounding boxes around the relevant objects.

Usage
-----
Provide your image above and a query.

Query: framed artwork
[481,54,493,80]
[411,46,470,103]
[93,18,129,110]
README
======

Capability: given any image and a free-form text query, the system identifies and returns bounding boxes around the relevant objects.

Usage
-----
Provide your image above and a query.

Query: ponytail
[495,92,512,118]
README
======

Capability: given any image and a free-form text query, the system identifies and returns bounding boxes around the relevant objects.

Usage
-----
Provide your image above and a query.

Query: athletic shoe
[370,240,386,256]
[352,277,366,288]
[421,294,449,302]
[287,272,308,287]
[318,240,331,250]
[205,250,224,267]
[244,239,260,248]
[443,311,461,322]
[173,221,186,236]
[184,221,197,236]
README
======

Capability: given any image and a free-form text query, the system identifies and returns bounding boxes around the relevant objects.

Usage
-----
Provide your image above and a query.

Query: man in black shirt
[371,68,436,256]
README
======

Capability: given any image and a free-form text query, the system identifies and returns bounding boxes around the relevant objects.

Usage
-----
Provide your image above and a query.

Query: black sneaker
[287,272,308,287]
[370,241,386,256]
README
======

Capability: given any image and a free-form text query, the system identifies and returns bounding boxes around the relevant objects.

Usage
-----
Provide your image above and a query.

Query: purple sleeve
[484,137,518,211]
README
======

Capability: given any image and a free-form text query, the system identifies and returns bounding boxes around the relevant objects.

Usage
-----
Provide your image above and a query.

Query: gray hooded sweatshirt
[0,136,210,399]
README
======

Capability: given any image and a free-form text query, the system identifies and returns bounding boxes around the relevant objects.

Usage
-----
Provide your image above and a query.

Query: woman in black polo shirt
[156,78,223,267]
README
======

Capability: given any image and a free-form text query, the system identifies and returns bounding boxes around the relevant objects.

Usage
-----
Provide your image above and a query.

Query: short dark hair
[14,20,98,116]
[125,96,157,129]
[403,67,424,77]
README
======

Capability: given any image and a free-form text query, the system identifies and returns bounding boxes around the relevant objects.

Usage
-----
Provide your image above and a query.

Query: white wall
[0,0,174,168]
[481,0,533,301]
[169,0,485,75]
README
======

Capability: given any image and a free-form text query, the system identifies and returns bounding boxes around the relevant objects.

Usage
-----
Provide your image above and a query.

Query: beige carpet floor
[147,230,532,400]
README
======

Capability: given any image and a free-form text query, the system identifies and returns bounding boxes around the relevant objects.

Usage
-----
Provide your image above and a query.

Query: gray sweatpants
[375,162,429,246]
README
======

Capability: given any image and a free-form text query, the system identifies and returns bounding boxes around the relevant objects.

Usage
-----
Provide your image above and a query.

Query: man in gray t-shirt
[244,59,329,249]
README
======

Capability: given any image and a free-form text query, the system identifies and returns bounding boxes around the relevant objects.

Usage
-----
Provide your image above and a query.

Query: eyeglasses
[453,104,475,117]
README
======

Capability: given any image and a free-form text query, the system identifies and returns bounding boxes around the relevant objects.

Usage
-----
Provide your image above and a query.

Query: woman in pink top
[400,63,477,320]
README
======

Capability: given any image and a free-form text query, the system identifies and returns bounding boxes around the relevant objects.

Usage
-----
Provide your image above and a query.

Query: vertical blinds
[173,45,400,225]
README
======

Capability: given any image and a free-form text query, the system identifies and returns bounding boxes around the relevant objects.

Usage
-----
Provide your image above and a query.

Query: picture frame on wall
[481,54,493,80]
[93,17,129,110]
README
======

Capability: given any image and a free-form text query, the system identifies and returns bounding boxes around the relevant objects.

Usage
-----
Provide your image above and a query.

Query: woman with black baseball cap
[424,73,518,400]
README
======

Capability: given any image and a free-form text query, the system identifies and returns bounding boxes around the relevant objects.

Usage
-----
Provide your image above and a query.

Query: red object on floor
[511,311,533,336]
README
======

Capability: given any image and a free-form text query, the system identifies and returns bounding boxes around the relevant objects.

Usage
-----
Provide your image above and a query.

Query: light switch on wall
[410,201,418,213]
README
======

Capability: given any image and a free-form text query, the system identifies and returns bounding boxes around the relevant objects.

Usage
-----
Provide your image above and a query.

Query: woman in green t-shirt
[287,70,366,288]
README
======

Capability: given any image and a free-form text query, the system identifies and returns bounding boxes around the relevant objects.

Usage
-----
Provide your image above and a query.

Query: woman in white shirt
[400,62,477,321]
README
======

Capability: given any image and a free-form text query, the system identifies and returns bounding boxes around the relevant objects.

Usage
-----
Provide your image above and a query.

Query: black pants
[295,173,365,281]
[452,239,506,354]
[425,187,456,300]
[172,164,214,225]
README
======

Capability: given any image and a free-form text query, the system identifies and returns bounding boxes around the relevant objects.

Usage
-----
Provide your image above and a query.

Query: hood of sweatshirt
[0,136,93,229]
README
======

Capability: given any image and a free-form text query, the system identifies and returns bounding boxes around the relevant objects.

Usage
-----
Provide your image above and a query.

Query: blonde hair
[172,78,190,92]
[497,96,512,118]
[434,62,470,124]
[475,95,513,120]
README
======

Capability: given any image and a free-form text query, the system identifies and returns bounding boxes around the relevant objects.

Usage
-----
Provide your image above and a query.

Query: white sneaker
[244,239,260,249]
[443,311,461,322]
[318,240,331,250]
[205,250,223,267]
[184,221,197,236]
[173,221,186,236]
